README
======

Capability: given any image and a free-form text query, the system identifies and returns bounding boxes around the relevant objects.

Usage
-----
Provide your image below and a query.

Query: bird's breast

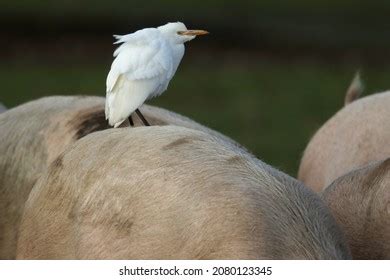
[170,44,185,78]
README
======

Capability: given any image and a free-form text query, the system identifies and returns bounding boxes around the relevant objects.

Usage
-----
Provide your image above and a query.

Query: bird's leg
[135,109,150,126]
[128,115,134,127]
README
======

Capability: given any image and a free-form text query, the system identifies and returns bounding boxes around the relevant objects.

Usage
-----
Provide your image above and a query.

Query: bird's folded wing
[106,30,173,94]
[126,40,173,80]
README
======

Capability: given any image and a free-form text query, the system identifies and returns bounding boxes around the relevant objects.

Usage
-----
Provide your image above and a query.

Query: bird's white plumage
[105,22,192,127]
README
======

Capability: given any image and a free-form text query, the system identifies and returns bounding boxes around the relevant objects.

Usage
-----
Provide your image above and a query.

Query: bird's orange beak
[178,30,209,36]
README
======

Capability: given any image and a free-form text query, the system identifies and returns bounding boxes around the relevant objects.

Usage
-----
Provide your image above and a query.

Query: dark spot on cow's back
[51,153,64,170]
[45,152,71,201]
[70,107,111,140]
[226,155,244,165]
[163,137,193,150]
[46,153,65,190]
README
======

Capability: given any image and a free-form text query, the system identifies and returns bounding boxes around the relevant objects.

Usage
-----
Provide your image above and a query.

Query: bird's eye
[177,31,185,35]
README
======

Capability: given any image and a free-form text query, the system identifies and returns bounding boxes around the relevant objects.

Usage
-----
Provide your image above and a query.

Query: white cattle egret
[105,22,209,127]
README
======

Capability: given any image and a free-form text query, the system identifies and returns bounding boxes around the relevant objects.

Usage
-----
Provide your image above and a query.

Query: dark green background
[1,1,389,176]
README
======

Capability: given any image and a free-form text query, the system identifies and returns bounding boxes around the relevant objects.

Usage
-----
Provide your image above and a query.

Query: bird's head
[158,22,209,44]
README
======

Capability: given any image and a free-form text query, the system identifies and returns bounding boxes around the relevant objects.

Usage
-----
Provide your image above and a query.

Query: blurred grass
[3,1,390,54]
[1,54,389,175]
[2,0,388,17]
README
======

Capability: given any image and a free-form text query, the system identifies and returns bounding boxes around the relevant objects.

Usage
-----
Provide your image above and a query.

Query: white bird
[105,22,209,128]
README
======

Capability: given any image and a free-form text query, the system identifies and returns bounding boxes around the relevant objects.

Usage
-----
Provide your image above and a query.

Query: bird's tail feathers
[106,78,152,128]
